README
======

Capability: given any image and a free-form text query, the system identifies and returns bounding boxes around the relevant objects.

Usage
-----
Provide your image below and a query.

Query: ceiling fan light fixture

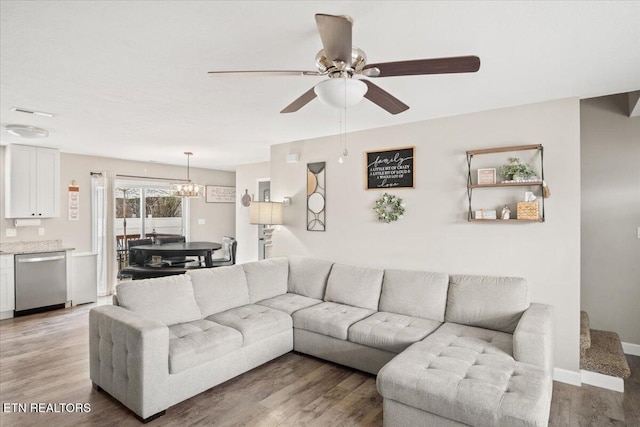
[314,78,367,109]
[5,124,49,138]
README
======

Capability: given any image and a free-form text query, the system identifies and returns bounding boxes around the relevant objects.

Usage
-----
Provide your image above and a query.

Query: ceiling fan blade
[363,56,480,77]
[315,14,353,65]
[362,80,409,115]
[208,70,322,77]
[280,87,318,113]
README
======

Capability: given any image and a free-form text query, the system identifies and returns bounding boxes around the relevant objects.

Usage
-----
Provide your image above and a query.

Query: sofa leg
[136,411,166,424]
[93,381,164,423]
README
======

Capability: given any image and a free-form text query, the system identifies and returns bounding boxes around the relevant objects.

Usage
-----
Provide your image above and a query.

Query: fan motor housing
[316,47,367,77]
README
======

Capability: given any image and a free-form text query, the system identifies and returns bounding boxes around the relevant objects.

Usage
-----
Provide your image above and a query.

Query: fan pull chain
[338,107,345,164]
[338,77,349,164]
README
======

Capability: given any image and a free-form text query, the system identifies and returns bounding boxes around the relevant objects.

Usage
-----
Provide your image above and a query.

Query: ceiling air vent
[9,107,55,118]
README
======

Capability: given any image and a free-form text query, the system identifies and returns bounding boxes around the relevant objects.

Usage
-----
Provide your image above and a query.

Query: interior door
[257,180,270,260]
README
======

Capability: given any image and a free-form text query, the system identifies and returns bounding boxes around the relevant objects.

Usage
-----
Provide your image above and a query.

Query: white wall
[235,161,270,264]
[0,149,236,251]
[270,98,581,372]
[581,94,640,346]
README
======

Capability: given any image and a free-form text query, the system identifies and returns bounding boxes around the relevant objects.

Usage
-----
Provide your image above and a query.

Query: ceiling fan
[208,13,480,115]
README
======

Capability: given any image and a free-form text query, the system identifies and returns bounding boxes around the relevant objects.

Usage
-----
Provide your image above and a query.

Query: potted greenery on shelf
[499,157,537,181]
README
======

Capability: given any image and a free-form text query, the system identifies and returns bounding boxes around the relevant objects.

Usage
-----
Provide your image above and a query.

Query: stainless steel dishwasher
[15,251,67,316]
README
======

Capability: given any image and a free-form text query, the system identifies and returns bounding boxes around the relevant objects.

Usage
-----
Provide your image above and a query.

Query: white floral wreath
[374,193,405,223]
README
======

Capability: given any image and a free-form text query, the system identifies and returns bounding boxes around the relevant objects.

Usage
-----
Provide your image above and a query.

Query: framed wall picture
[365,146,415,189]
[477,168,496,185]
[205,186,236,203]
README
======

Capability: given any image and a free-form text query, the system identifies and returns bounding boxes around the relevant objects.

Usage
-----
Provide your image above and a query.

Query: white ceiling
[1,1,639,171]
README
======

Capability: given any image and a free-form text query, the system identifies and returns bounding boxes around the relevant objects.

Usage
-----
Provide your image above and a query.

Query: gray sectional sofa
[89,256,554,426]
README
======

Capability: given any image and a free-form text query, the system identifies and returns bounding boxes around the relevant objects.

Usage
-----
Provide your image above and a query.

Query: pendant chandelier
[171,152,203,198]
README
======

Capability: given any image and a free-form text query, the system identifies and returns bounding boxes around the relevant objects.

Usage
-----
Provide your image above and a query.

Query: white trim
[580,370,624,393]
[553,368,581,386]
[622,342,640,356]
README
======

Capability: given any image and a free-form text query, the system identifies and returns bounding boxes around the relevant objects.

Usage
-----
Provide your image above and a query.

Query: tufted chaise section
[89,305,171,419]
[377,322,552,427]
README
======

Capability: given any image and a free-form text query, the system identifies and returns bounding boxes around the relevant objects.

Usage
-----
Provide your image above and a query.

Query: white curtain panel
[92,171,117,295]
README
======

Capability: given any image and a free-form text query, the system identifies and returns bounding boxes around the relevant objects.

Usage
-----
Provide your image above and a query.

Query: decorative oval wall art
[307,162,326,231]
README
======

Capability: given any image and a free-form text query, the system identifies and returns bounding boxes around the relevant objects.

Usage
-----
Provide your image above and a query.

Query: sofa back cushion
[324,263,384,310]
[116,274,202,326]
[187,265,250,317]
[243,257,289,303]
[445,274,530,334]
[288,256,334,299]
[379,269,449,321]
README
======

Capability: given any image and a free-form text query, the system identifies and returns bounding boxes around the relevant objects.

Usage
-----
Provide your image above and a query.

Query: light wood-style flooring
[0,300,638,426]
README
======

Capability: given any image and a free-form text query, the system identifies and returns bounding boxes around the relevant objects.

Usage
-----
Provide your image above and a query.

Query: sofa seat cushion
[168,320,243,374]
[292,302,374,340]
[207,304,292,346]
[377,322,552,427]
[348,312,441,353]
[256,293,323,315]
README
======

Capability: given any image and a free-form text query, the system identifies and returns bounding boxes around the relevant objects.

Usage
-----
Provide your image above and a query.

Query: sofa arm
[89,305,170,419]
[513,303,554,374]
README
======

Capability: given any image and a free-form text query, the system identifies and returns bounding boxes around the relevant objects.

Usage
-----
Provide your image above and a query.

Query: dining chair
[210,236,237,267]
[156,236,194,264]
[127,238,153,266]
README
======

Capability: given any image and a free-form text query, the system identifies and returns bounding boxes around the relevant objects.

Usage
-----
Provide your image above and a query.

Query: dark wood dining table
[130,241,222,268]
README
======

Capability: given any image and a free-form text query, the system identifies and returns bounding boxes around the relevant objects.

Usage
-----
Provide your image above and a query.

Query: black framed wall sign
[365,146,415,189]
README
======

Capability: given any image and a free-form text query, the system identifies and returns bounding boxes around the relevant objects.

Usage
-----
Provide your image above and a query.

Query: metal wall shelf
[466,144,545,222]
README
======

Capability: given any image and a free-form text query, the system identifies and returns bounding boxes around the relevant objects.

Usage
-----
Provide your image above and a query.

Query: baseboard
[622,342,640,356]
[580,369,624,393]
[553,368,581,386]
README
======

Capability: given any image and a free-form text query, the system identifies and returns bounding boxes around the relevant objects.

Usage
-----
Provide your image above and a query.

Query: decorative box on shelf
[474,209,497,220]
[517,202,539,220]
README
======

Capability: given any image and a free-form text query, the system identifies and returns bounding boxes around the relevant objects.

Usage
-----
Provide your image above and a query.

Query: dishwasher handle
[17,255,66,263]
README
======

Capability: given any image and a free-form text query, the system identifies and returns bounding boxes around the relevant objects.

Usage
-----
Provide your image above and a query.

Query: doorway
[257,180,270,260]
[114,178,187,271]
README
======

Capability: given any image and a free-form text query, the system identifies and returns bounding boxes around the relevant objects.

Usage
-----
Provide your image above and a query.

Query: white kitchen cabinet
[4,144,60,218]
[0,255,15,319]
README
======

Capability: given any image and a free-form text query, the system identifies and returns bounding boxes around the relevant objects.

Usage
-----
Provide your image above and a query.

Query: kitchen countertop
[0,240,75,255]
